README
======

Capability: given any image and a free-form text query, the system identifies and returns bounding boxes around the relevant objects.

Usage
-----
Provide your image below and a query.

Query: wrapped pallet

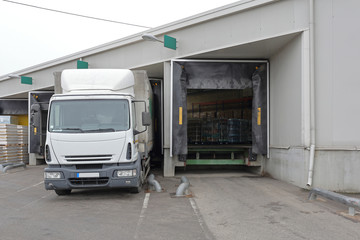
[0,124,29,165]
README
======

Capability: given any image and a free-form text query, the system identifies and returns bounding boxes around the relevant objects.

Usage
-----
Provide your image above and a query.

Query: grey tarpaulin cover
[172,63,188,159]
[251,64,267,155]
[0,100,28,115]
[172,61,267,157]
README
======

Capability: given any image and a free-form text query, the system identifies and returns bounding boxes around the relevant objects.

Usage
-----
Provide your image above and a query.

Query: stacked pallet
[0,124,29,164]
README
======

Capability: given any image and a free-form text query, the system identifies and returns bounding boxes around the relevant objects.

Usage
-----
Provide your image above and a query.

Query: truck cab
[44,69,153,195]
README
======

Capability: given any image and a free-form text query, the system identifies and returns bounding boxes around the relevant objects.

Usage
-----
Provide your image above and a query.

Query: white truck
[44,69,153,195]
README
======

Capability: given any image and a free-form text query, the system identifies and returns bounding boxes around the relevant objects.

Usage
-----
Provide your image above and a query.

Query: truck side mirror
[142,112,151,126]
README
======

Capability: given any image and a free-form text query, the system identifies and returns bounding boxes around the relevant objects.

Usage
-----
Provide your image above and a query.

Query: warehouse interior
[186,89,253,165]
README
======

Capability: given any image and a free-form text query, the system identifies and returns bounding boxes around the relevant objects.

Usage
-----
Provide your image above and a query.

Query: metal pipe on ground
[147,174,162,192]
[175,176,190,197]
[309,188,360,216]
[1,163,26,173]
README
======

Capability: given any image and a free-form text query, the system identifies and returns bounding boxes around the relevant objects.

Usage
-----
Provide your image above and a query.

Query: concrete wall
[313,151,360,193]
[266,148,308,186]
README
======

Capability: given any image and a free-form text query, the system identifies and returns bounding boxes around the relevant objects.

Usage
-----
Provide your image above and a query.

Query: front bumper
[44,161,140,190]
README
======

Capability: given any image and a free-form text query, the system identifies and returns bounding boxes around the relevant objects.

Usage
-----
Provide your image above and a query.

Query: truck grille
[65,155,112,162]
[76,164,103,169]
[69,177,109,186]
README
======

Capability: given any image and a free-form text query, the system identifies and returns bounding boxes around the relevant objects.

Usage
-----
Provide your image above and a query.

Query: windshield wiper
[61,127,84,132]
[84,128,116,133]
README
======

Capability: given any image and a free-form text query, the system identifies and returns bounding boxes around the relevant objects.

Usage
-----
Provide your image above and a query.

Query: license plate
[76,172,99,178]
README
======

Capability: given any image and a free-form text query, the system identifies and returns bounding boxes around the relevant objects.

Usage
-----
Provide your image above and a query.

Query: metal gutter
[315,147,360,151]
[270,146,360,151]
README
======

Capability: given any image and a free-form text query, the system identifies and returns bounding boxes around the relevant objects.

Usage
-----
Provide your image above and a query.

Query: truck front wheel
[130,175,143,194]
[55,189,72,196]
[130,185,142,194]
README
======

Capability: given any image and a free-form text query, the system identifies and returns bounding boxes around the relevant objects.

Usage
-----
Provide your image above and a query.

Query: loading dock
[170,60,268,169]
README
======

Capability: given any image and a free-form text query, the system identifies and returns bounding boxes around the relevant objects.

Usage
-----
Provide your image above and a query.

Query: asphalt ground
[180,170,360,240]
[0,166,212,240]
[1,165,360,240]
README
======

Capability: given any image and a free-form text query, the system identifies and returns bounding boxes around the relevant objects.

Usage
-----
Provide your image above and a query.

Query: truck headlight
[44,172,62,179]
[116,169,137,177]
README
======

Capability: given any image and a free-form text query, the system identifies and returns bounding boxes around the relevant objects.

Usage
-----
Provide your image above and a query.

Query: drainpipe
[307,0,316,187]
[307,145,315,186]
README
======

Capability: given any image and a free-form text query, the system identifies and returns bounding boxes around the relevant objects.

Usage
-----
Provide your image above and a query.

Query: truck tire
[130,185,142,193]
[130,175,143,194]
[55,189,72,196]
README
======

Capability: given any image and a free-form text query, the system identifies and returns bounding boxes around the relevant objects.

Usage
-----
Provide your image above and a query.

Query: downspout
[307,0,316,187]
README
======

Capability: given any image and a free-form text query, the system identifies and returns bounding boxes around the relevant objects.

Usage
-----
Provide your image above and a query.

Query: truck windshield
[48,99,130,133]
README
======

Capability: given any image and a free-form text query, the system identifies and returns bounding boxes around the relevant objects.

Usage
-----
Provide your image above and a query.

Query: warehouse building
[0,0,359,192]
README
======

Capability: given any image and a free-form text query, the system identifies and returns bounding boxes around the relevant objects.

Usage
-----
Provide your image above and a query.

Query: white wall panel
[270,35,303,147]
[331,0,360,145]
[315,0,360,146]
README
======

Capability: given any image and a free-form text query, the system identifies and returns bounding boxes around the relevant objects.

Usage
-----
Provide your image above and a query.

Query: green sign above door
[77,60,88,69]
[164,35,176,50]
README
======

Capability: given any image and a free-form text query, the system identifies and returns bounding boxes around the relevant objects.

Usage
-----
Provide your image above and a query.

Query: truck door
[28,91,53,156]
[150,79,163,157]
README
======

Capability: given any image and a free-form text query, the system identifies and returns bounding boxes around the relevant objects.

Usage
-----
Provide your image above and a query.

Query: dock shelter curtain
[172,61,267,157]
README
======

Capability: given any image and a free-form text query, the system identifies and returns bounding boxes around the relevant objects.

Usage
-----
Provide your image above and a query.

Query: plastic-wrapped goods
[247,120,252,142]
[216,119,228,143]
[227,119,251,144]
[188,119,201,144]
[0,116,18,125]
[201,119,212,143]
[228,119,240,143]
[211,119,219,143]
[238,119,250,143]
[0,124,29,164]
[188,117,252,144]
